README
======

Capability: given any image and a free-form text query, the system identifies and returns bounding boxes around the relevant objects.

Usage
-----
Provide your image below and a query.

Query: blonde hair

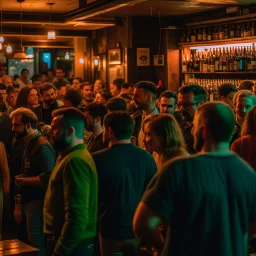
[143,113,186,154]
[233,90,256,106]
[241,105,256,136]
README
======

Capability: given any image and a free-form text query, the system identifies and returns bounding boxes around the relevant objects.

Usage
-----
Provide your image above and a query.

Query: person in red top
[231,105,256,171]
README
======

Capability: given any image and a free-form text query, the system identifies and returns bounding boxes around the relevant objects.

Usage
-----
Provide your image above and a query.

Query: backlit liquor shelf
[180,38,256,85]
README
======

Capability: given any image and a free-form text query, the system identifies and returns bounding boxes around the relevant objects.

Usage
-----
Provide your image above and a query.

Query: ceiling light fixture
[13,0,27,58]
[47,3,56,40]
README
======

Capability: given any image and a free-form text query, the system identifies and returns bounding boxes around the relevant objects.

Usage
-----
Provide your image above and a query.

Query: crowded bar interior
[1,0,256,255]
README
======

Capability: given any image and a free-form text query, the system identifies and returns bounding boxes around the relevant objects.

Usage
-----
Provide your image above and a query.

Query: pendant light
[13,0,27,58]
[47,3,56,40]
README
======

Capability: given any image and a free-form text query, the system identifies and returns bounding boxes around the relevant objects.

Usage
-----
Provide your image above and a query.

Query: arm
[133,202,166,253]
[54,158,93,255]
[15,143,55,188]
[0,143,10,194]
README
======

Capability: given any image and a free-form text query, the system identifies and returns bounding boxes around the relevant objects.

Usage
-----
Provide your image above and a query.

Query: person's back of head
[63,88,82,108]
[178,84,206,103]
[85,102,107,126]
[135,81,157,97]
[52,107,85,139]
[103,111,135,140]
[238,80,254,91]
[113,78,125,90]
[196,102,235,146]
[218,83,238,98]
[106,97,127,112]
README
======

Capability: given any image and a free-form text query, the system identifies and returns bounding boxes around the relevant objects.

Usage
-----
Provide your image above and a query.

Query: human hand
[15,175,26,187]
[14,205,22,223]
[3,183,10,194]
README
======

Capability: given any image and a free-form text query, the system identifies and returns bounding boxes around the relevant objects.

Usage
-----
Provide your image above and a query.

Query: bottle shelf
[179,36,256,47]
[182,71,256,75]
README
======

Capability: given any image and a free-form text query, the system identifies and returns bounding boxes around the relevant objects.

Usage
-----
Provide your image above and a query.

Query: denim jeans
[46,236,95,256]
[23,200,45,256]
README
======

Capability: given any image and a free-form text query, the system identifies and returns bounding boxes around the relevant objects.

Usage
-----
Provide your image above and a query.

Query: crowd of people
[0,67,256,256]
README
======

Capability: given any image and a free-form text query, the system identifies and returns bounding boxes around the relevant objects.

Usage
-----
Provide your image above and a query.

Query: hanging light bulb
[6,44,12,53]
[13,0,27,58]
[47,3,56,40]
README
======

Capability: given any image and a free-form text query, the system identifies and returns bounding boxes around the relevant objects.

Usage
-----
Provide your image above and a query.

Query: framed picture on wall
[154,55,164,66]
[108,49,121,65]
[137,48,150,66]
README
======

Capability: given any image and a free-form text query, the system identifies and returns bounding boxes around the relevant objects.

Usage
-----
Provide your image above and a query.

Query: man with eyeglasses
[177,85,206,154]
[10,107,55,256]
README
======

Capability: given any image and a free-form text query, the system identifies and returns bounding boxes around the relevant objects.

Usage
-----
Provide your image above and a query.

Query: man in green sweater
[43,107,98,256]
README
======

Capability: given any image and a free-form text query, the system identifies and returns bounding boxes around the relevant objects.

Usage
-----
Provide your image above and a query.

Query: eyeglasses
[160,104,175,108]
[177,102,200,110]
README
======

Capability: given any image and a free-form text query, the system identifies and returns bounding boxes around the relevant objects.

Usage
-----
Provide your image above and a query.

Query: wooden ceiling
[1,0,256,47]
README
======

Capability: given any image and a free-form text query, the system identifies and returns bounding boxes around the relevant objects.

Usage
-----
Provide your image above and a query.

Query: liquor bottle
[244,22,249,37]
[238,47,245,71]
[233,46,238,72]
[251,21,255,37]
[224,25,229,39]
[214,48,219,72]
[207,28,212,41]
[252,46,256,71]
[244,46,248,71]
[219,48,223,71]
[236,23,241,38]
[182,55,187,72]
[222,47,227,71]
[190,54,195,72]
[199,52,203,72]
[207,50,211,72]
[247,46,252,71]
[209,49,215,72]
[194,52,200,72]
[229,24,235,38]
[191,29,196,42]
[202,53,208,73]
[197,28,202,41]
[229,47,234,72]
[180,32,186,43]
[219,26,224,40]
[186,30,191,42]
[247,22,251,37]
[202,28,207,41]
[240,23,244,38]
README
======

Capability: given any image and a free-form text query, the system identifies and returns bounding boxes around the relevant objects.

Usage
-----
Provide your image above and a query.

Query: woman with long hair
[15,86,39,109]
[142,113,189,169]
[231,105,256,170]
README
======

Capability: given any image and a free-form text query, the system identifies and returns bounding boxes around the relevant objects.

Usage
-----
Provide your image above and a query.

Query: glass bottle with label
[222,47,227,71]
[236,23,241,38]
[252,46,256,71]
[186,30,191,42]
[219,26,224,40]
[194,52,200,72]
[240,23,244,38]
[202,28,207,41]
[207,28,212,41]
[214,48,219,72]
[251,21,255,37]
[191,29,196,42]
[203,53,208,73]
[229,24,235,38]
[224,25,229,39]
[197,28,202,41]
[182,55,187,72]
[244,23,249,37]
[233,46,238,72]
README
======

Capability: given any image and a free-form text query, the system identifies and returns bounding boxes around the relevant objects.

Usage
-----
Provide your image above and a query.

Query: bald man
[133,102,256,256]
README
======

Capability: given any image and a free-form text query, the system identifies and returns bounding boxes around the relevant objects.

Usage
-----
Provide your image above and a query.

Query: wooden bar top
[0,239,38,255]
